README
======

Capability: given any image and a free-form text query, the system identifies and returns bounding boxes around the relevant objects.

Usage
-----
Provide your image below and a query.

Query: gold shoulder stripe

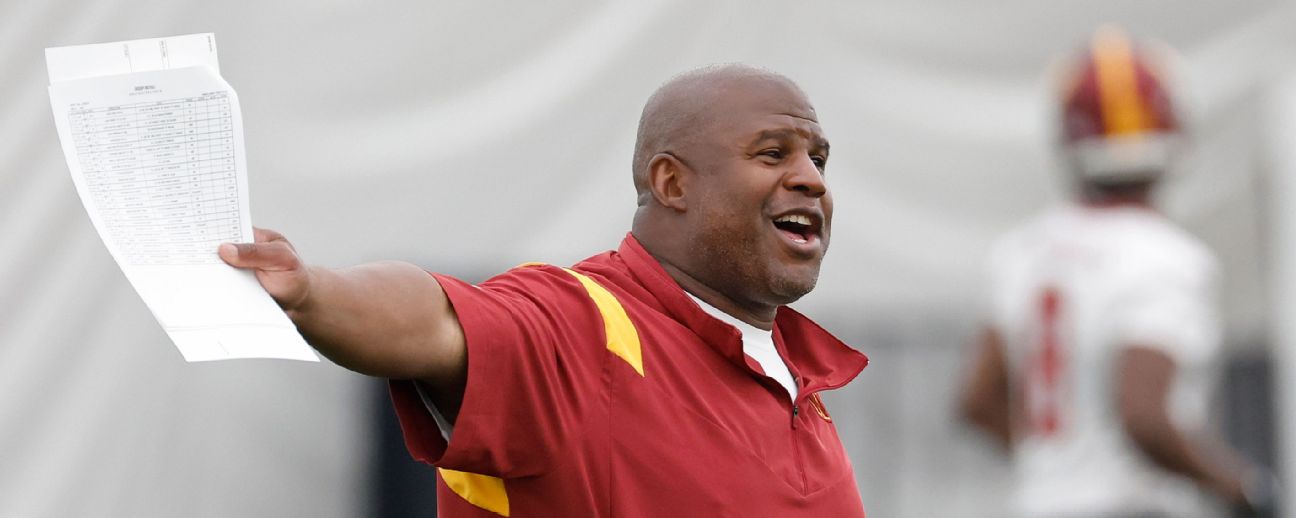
[439,468,510,516]
[561,268,645,376]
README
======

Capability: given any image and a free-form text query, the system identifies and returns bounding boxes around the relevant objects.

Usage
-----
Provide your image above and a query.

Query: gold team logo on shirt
[809,393,832,422]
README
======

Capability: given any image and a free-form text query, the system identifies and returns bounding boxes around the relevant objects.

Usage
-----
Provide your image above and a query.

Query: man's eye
[758,149,784,161]
[812,155,827,170]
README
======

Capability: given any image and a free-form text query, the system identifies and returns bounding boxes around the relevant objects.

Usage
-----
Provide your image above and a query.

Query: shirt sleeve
[389,265,608,478]
[412,380,454,441]
[1110,252,1221,367]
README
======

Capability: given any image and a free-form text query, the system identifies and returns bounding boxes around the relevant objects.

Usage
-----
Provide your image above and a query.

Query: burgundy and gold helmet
[1057,25,1181,183]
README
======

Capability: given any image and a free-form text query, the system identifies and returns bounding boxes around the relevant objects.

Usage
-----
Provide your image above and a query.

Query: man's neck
[654,256,777,331]
[631,221,778,330]
[1077,181,1155,208]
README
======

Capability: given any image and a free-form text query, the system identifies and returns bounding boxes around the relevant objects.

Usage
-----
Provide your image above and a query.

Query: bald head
[626,65,831,326]
[631,65,810,204]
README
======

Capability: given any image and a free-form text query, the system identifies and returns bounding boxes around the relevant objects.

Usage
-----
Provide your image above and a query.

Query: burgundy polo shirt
[390,234,869,517]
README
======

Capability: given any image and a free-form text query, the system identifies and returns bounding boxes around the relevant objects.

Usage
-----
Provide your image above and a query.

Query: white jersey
[985,203,1222,517]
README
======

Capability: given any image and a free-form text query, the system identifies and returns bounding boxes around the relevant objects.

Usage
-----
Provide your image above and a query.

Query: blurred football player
[958,25,1273,517]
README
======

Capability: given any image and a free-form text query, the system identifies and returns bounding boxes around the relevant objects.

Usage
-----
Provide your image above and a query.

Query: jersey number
[1026,286,1066,437]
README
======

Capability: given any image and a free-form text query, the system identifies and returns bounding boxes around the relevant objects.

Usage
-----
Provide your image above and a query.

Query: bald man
[221,65,869,516]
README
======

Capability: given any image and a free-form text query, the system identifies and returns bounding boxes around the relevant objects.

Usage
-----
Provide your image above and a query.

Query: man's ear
[647,152,689,212]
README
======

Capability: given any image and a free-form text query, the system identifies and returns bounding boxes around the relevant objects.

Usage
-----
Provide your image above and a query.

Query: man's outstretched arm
[1117,346,1260,511]
[219,227,467,392]
[959,326,1014,451]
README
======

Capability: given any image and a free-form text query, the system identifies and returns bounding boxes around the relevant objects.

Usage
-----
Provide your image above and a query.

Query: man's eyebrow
[748,129,795,144]
[748,129,830,153]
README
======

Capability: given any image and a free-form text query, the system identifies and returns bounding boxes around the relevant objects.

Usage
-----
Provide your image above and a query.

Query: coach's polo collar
[616,233,867,396]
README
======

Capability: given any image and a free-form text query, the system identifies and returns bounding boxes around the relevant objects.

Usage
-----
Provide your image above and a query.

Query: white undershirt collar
[685,293,798,402]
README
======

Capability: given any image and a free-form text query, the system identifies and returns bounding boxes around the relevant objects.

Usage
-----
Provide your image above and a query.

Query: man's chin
[767,272,819,305]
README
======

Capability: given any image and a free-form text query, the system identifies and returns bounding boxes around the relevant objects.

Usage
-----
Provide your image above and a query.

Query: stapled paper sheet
[46,34,317,362]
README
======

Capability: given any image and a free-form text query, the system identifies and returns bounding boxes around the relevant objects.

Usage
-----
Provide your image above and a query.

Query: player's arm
[1116,346,1252,508]
[959,325,1014,451]
[219,227,467,413]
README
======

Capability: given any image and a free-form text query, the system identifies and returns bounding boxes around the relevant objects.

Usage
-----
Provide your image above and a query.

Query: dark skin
[960,333,1252,506]
[219,228,469,418]
[632,66,832,330]
[957,183,1256,510]
[219,65,832,424]
[959,327,1014,451]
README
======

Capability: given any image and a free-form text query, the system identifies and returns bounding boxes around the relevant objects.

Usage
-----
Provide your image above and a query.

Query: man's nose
[784,154,827,197]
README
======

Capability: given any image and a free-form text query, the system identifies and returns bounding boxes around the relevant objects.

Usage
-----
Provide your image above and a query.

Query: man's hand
[218,227,312,314]
[216,226,466,384]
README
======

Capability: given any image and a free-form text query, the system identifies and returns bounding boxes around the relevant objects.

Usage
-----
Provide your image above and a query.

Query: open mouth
[772,213,821,246]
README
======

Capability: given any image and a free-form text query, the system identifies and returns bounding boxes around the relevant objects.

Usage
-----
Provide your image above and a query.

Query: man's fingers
[218,243,241,265]
[221,226,301,269]
[253,226,287,244]
[219,241,300,271]
[253,226,297,252]
[218,228,311,309]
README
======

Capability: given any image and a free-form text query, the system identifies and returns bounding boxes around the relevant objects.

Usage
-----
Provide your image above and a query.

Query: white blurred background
[4,1,1296,516]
